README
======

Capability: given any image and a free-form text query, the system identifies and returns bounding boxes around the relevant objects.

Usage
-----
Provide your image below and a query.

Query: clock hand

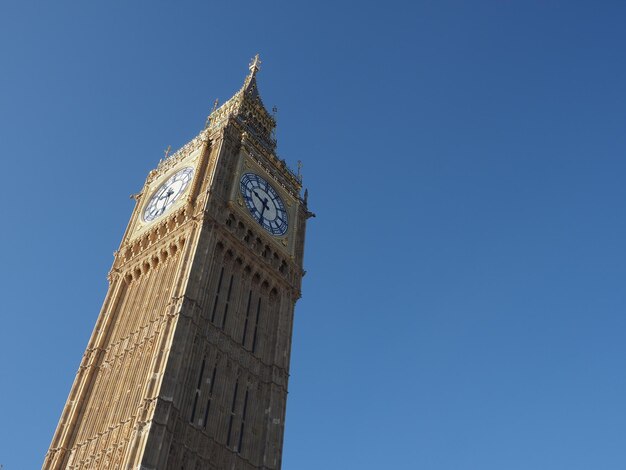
[155,191,174,216]
[159,198,170,213]
[164,189,176,205]
[158,188,174,201]
[253,190,269,208]
[252,191,270,216]
[258,204,267,224]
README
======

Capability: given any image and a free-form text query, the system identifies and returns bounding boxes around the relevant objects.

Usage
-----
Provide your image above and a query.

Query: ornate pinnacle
[205,99,219,128]
[249,54,261,75]
[241,54,262,98]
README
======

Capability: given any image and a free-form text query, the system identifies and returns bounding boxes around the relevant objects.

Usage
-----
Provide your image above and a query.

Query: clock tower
[44,55,311,470]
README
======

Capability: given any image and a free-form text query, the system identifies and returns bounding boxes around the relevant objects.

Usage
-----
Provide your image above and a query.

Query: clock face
[240,173,288,236]
[143,167,194,222]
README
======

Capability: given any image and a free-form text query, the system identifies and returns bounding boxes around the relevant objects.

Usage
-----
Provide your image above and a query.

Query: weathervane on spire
[249,54,261,75]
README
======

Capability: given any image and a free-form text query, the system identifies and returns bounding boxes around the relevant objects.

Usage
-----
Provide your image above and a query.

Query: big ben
[44,55,311,470]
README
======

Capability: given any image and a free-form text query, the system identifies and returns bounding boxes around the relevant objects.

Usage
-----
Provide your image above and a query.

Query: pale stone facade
[44,56,310,470]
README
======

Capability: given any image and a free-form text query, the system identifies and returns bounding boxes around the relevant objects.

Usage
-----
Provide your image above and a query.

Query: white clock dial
[240,173,288,236]
[143,167,194,222]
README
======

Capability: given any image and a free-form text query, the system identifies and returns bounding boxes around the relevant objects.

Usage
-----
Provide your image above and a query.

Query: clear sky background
[1,1,625,468]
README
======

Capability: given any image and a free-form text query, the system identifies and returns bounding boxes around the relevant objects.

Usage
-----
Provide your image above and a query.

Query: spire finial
[205,99,220,127]
[249,54,261,75]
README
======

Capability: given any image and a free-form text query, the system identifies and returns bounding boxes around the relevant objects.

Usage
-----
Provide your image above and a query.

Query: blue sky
[1,1,625,468]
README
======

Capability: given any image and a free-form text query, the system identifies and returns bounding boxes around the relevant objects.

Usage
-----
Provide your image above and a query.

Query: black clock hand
[258,203,268,223]
[253,190,269,208]
[164,189,176,205]
[155,190,174,216]
[158,188,174,201]
[158,199,169,214]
